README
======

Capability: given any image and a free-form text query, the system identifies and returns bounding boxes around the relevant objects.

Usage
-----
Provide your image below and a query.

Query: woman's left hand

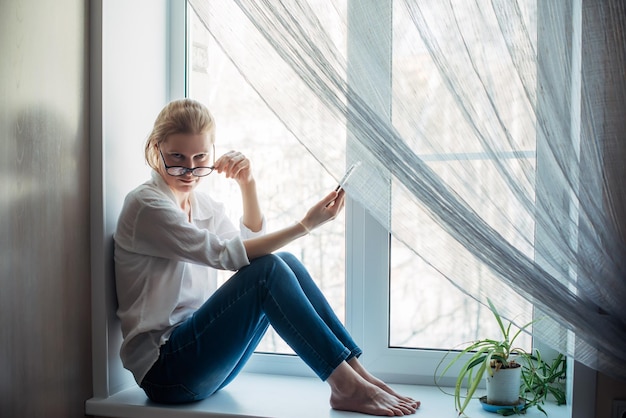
[300,189,346,232]
[214,150,254,186]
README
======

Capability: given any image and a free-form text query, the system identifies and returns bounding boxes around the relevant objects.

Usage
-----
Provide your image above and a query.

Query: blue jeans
[140,252,362,404]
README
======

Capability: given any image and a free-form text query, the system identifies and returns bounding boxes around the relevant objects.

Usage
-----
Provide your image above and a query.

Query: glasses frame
[158,144,216,177]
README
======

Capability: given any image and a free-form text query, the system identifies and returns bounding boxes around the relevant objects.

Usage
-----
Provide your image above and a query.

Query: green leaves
[435,299,559,416]
[520,351,567,414]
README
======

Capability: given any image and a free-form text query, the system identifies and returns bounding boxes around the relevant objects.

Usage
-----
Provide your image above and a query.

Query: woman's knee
[248,254,292,278]
[275,251,302,268]
[251,253,283,268]
[246,253,311,292]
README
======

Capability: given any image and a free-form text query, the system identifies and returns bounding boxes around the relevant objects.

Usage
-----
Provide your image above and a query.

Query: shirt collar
[150,170,211,221]
[150,170,178,204]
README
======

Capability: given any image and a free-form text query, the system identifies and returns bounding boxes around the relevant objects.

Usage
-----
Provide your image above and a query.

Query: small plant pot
[485,365,522,406]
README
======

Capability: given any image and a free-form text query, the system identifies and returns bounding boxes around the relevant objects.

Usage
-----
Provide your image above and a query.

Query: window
[186,0,534,383]
[388,2,534,351]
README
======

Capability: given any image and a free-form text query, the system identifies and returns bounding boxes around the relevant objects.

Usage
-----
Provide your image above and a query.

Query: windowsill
[86,372,570,418]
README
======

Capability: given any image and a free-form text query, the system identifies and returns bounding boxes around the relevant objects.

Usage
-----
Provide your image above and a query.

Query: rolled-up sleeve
[115,190,253,271]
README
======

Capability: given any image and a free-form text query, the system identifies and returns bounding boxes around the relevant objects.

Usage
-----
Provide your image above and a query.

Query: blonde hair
[144,98,216,170]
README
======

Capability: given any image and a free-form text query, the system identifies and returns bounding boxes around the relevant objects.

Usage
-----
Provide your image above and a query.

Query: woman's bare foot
[347,357,420,408]
[327,362,419,416]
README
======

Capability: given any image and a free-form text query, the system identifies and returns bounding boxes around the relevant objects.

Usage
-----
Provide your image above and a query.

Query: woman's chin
[175,179,198,191]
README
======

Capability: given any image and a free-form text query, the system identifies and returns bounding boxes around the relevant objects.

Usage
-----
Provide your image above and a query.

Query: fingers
[214,150,252,183]
[324,189,346,210]
[214,150,246,176]
[305,189,345,230]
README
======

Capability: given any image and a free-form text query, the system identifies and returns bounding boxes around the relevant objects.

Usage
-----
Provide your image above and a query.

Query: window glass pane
[188,5,346,355]
[389,2,533,350]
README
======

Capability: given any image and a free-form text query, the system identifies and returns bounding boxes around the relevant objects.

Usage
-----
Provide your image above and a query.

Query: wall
[0,0,91,417]
[592,0,626,415]
[597,374,626,418]
[90,0,173,399]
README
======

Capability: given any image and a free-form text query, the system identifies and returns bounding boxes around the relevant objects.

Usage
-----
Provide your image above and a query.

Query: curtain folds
[189,0,626,380]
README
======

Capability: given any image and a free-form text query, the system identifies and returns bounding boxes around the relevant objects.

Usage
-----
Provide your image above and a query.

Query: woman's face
[157,132,214,196]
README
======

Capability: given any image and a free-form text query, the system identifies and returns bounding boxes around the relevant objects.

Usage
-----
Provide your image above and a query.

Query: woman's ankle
[327,362,357,388]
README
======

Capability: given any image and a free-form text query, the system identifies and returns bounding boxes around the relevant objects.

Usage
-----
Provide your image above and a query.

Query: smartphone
[326,162,361,207]
[334,161,361,191]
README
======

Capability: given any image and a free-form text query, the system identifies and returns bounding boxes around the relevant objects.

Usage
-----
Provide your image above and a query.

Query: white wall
[90,0,175,397]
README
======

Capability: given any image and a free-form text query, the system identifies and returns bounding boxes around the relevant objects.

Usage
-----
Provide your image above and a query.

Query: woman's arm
[214,150,263,232]
[239,179,263,232]
[214,149,346,260]
[243,189,345,260]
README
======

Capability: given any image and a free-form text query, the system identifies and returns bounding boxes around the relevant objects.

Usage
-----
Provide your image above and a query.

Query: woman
[114,98,419,416]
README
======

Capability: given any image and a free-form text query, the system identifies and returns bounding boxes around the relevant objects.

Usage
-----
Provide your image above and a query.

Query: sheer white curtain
[189,0,626,380]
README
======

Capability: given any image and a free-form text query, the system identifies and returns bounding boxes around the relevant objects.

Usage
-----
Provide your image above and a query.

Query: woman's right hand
[300,189,346,232]
[243,189,346,260]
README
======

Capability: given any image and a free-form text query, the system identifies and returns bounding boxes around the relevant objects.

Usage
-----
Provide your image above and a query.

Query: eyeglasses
[159,145,215,177]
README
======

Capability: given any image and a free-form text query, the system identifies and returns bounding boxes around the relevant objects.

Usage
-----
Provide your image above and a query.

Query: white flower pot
[485,365,522,405]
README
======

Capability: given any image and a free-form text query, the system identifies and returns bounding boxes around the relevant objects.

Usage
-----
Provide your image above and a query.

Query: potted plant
[519,350,567,415]
[435,299,535,416]
[486,349,567,416]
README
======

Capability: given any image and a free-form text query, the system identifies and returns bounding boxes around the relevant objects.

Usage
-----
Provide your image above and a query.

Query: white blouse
[114,171,266,385]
